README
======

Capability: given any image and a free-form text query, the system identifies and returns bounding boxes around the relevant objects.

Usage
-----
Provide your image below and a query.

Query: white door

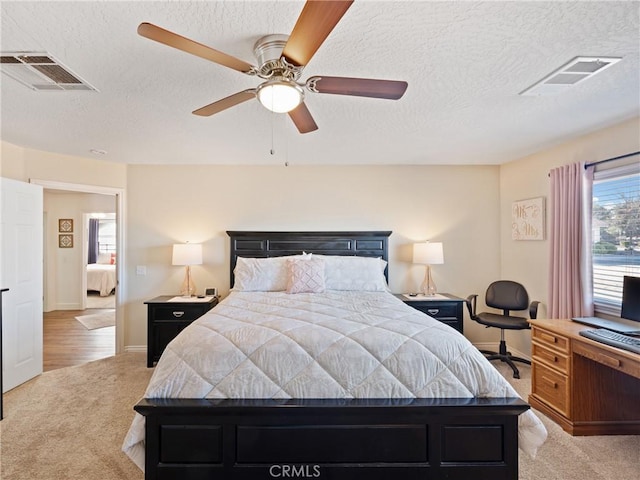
[1,178,43,392]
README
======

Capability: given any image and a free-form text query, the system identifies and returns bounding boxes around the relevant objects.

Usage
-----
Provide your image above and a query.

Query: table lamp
[172,243,202,297]
[413,241,444,296]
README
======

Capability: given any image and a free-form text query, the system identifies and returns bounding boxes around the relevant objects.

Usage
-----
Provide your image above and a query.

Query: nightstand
[145,295,218,367]
[396,293,465,334]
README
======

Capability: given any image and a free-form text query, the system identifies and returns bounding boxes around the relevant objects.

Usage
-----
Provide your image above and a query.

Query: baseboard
[124,345,147,353]
[472,342,531,361]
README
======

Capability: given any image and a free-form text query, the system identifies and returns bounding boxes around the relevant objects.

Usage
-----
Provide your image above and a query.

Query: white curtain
[548,162,594,318]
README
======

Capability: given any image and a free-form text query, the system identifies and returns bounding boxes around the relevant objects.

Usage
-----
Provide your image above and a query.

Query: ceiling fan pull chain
[270,109,275,156]
[284,115,290,167]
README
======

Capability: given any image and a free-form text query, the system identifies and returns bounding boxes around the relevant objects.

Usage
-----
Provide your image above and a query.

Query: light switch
[136,265,147,276]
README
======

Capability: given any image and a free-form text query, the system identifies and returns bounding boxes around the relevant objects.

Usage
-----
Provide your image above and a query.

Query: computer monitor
[621,275,640,322]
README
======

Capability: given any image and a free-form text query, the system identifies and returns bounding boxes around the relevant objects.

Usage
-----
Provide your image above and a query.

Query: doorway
[84,213,117,310]
[31,179,126,365]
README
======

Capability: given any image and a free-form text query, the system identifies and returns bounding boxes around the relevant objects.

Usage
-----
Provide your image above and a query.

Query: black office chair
[466,280,539,379]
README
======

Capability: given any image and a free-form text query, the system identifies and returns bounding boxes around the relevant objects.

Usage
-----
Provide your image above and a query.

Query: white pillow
[286,257,326,294]
[96,253,111,264]
[315,255,389,291]
[233,255,310,291]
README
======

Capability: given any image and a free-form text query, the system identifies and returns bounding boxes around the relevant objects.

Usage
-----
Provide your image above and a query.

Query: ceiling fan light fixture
[257,79,304,113]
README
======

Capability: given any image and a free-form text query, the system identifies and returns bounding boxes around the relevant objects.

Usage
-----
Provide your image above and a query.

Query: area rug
[74,310,115,330]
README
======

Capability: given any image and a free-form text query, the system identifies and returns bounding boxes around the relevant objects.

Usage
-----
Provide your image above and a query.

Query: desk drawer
[573,341,640,379]
[532,342,569,374]
[532,362,569,417]
[151,305,206,321]
[532,327,569,353]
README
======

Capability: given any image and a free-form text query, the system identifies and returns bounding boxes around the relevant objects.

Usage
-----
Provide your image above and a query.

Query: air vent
[520,56,621,96]
[0,52,97,91]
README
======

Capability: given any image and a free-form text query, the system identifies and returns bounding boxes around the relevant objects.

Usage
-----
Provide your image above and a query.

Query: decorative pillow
[97,253,111,264]
[317,255,389,292]
[110,253,116,265]
[233,255,309,291]
[286,257,326,294]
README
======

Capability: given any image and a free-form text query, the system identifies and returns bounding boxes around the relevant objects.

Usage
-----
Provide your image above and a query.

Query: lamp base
[179,265,197,297]
[420,264,438,296]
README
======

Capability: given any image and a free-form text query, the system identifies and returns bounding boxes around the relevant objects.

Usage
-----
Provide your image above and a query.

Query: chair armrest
[529,301,540,319]
[466,294,477,318]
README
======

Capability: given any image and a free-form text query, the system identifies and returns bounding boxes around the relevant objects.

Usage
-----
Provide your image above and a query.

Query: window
[591,161,640,315]
[98,219,116,253]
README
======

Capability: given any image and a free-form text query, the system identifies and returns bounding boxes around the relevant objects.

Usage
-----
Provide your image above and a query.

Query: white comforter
[123,291,546,469]
[86,263,116,296]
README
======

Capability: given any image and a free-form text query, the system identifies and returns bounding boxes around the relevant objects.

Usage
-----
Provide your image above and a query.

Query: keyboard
[579,328,640,355]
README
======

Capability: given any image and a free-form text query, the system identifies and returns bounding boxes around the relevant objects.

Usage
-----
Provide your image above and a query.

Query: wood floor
[43,308,115,372]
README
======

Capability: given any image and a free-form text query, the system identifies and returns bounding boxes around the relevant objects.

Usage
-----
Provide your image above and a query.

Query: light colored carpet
[0,354,638,480]
[491,362,640,480]
[75,310,115,330]
[1,353,151,480]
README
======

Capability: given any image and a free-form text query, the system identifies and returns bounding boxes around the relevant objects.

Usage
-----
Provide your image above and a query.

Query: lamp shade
[413,242,444,265]
[172,243,202,266]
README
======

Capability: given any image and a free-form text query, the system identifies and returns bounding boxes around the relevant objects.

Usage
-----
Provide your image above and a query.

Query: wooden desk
[529,319,640,436]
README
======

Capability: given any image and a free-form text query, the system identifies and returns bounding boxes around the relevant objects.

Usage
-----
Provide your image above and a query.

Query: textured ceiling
[1,1,639,166]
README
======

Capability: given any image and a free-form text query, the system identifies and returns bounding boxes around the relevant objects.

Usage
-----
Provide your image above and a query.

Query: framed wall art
[58,218,73,232]
[512,197,545,240]
[59,234,73,248]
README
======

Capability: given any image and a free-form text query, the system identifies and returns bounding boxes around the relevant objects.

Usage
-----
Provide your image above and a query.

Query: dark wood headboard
[226,231,392,287]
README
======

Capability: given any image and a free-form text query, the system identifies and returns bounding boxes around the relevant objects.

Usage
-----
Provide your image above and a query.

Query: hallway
[43,306,115,372]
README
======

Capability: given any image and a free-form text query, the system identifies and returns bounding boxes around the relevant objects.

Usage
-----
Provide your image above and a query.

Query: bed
[123,231,546,480]
[86,262,116,297]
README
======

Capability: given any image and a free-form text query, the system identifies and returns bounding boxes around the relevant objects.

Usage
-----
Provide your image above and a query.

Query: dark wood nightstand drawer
[395,294,465,334]
[410,303,458,319]
[150,305,208,321]
[145,296,218,367]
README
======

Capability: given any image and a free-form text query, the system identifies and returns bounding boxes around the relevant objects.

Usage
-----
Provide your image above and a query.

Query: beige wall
[0,141,25,178]
[124,164,501,348]
[0,141,126,187]
[499,116,640,356]
[3,116,638,353]
[43,191,116,311]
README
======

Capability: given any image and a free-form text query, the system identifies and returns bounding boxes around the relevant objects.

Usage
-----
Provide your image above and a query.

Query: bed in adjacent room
[123,231,546,480]
[86,254,116,297]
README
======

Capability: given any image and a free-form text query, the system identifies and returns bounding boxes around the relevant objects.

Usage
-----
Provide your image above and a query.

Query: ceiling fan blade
[138,23,255,74]
[192,90,257,116]
[282,0,354,67]
[307,76,408,100]
[288,102,318,134]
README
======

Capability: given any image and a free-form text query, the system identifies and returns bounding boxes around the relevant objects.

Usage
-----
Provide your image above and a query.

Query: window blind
[591,161,640,315]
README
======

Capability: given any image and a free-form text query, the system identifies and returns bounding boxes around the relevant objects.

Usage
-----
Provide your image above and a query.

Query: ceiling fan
[138,0,408,134]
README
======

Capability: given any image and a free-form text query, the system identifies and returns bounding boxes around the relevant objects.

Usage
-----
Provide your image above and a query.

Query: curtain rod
[584,151,640,169]
[547,151,640,177]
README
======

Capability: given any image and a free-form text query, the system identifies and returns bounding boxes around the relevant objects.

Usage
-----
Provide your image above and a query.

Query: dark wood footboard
[135,397,529,480]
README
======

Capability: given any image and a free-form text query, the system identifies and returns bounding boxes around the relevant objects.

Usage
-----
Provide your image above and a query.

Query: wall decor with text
[512,197,545,240]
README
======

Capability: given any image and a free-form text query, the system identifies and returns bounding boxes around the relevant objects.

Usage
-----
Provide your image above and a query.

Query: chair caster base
[481,352,529,379]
